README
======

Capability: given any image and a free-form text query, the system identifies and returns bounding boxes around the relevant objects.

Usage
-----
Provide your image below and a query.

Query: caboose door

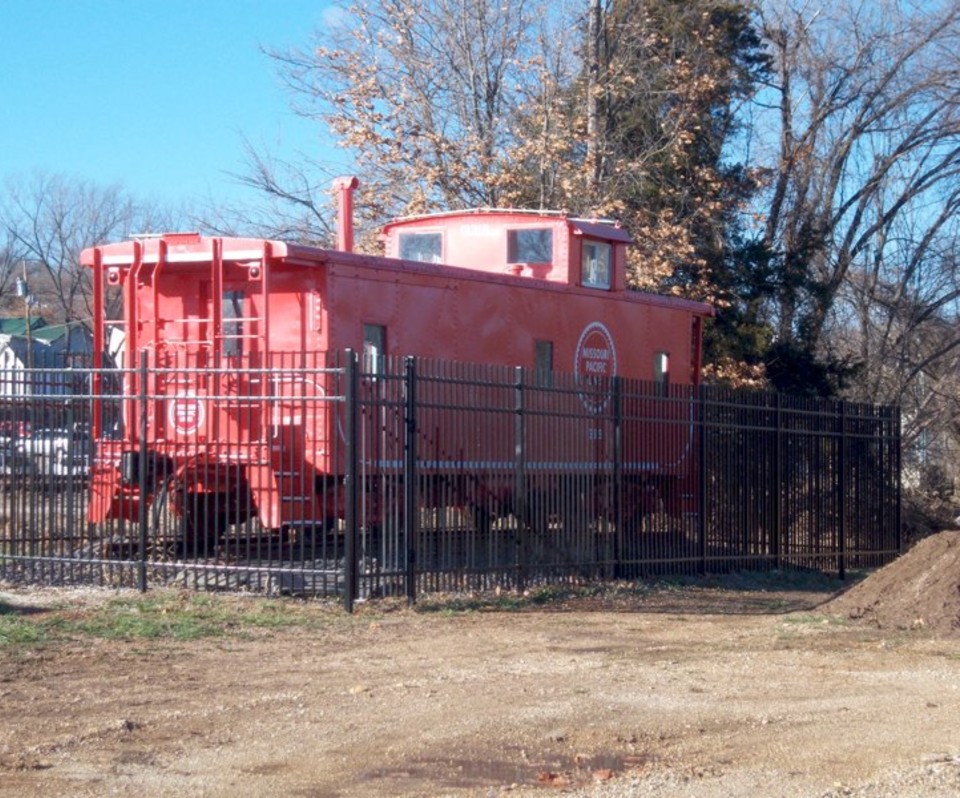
[151,276,215,445]
[151,278,265,446]
[213,283,268,446]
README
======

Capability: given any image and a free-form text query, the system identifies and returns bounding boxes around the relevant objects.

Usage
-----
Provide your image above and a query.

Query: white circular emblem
[574,321,617,413]
[168,392,206,435]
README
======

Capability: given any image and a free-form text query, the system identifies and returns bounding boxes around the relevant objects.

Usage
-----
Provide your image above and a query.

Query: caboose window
[363,324,386,376]
[507,228,552,264]
[654,351,670,395]
[534,340,554,387]
[222,290,244,357]
[582,241,611,289]
[399,232,442,263]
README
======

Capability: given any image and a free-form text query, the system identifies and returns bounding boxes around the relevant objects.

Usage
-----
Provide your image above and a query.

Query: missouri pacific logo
[574,321,617,413]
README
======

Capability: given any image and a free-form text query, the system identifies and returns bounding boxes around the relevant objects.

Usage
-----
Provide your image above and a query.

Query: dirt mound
[824,530,960,634]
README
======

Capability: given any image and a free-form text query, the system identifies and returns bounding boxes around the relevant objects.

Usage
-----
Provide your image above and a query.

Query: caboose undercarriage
[88,432,698,577]
[90,441,335,548]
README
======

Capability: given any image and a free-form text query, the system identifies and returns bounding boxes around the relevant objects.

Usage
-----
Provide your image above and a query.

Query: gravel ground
[2,541,960,797]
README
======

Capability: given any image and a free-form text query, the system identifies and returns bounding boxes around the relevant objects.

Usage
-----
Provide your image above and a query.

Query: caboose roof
[80,234,303,266]
[81,231,714,319]
[382,208,633,244]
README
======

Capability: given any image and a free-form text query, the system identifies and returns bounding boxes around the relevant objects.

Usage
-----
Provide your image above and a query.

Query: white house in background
[0,318,93,397]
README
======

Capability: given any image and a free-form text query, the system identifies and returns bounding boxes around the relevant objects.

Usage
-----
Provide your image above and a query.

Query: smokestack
[332,176,359,253]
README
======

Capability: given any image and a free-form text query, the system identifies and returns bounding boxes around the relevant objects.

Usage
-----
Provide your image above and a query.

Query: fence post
[513,366,526,592]
[894,405,902,554]
[65,397,76,546]
[403,356,418,603]
[343,349,359,613]
[697,384,708,575]
[773,393,782,569]
[838,400,847,580]
[611,376,622,577]
[137,350,148,593]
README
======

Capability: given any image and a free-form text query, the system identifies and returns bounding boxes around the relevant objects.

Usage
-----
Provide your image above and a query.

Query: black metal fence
[0,353,901,607]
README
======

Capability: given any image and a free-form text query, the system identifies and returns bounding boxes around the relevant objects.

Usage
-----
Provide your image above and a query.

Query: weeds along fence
[0,352,900,607]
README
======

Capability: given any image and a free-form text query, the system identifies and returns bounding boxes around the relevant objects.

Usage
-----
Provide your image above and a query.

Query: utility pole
[16,261,35,396]
[587,0,603,196]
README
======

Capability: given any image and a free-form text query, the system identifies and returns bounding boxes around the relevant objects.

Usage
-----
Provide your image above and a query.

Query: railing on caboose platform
[0,352,901,609]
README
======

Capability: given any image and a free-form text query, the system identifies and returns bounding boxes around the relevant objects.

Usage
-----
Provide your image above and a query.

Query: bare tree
[268,0,555,219]
[755,0,960,392]
[1,173,172,330]
[750,0,960,496]
[0,228,22,317]
[197,142,341,247]
[255,0,595,250]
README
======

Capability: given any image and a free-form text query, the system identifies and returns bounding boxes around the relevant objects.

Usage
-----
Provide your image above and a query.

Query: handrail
[91,246,104,440]
[127,240,144,444]
[211,237,223,361]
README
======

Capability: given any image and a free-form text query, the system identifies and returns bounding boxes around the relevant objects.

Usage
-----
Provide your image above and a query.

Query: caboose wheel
[281,518,341,553]
[148,482,179,558]
[150,483,225,558]
[178,494,227,556]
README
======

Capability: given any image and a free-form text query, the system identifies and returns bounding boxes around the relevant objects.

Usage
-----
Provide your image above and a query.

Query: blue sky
[0,0,349,208]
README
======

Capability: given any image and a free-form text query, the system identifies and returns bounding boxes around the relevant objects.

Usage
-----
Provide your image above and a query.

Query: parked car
[0,438,28,475]
[16,426,90,476]
[17,428,69,457]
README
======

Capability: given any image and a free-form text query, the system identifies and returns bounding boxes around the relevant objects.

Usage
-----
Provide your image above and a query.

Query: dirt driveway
[2,549,960,798]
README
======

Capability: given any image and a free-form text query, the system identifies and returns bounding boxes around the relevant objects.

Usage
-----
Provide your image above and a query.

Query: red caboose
[82,179,712,547]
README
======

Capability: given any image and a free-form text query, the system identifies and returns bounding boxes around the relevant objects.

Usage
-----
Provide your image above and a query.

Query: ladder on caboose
[90,235,329,533]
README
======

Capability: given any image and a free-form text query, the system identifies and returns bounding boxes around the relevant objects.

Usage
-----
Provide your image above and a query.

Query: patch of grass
[59,597,223,641]
[654,568,859,594]
[416,582,654,614]
[413,569,853,615]
[418,591,529,614]
[0,615,51,645]
[0,591,346,649]
[0,566,860,645]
